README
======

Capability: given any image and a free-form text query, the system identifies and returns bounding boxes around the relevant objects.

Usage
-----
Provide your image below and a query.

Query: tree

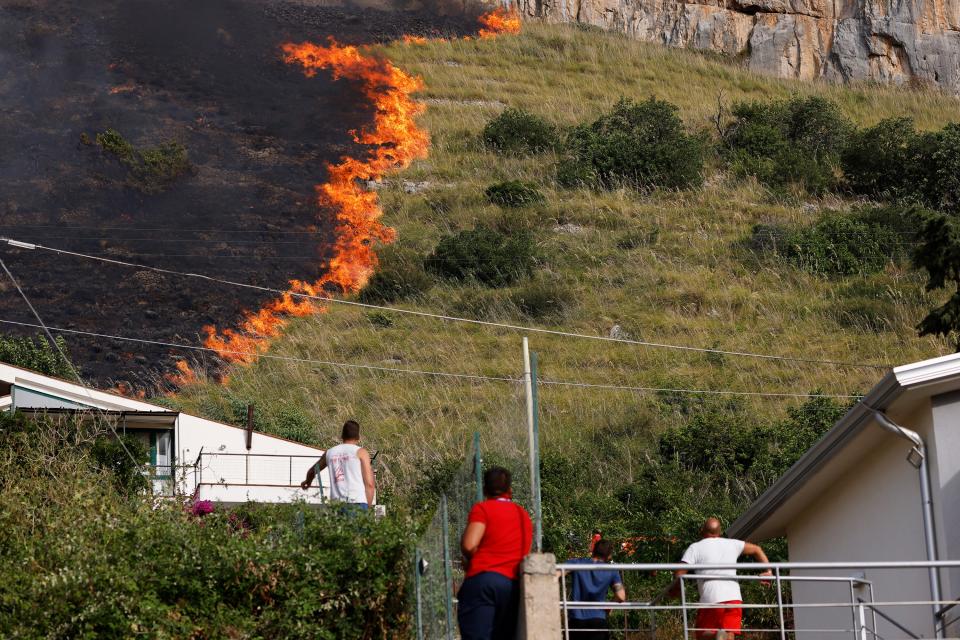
[0,333,73,377]
[912,210,960,347]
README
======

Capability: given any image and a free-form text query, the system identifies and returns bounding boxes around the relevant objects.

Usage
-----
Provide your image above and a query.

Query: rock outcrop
[513,0,960,92]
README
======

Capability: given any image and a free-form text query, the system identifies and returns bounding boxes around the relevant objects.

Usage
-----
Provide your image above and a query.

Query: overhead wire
[0,237,891,370]
[0,318,865,399]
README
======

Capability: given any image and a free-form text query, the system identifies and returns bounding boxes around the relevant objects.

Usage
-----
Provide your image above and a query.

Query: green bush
[557,97,706,190]
[923,123,960,214]
[359,248,434,304]
[96,128,192,194]
[510,278,572,319]
[90,434,150,494]
[484,180,545,208]
[723,96,852,194]
[841,117,922,200]
[481,108,559,154]
[426,227,537,287]
[0,332,73,377]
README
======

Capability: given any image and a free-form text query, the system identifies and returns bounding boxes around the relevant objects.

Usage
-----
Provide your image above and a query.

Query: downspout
[864,405,943,639]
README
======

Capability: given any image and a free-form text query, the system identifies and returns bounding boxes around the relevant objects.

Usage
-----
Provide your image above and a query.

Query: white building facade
[0,362,330,505]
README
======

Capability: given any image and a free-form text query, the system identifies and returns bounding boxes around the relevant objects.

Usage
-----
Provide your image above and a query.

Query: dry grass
[171,23,960,495]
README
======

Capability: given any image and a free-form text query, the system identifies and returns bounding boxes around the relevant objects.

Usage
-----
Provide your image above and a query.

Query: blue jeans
[457,571,519,640]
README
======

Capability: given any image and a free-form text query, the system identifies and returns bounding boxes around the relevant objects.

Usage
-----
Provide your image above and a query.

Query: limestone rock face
[516,0,960,92]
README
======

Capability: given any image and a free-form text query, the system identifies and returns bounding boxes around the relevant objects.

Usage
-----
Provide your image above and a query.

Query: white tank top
[325,443,367,504]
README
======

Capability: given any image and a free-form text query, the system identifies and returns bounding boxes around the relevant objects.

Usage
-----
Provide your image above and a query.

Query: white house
[0,362,330,505]
[729,351,960,638]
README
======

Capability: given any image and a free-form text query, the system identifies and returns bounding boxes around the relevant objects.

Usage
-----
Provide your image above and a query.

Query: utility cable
[0,260,144,470]
[0,319,862,399]
[0,238,891,370]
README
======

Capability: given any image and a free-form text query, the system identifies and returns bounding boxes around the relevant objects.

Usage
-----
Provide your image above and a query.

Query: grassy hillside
[171,24,960,524]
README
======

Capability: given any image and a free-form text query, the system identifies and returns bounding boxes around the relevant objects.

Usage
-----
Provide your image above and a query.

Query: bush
[481,108,559,154]
[723,96,852,194]
[841,117,921,200]
[510,278,572,319]
[485,180,545,208]
[96,128,192,194]
[557,97,706,190]
[749,208,915,276]
[924,123,960,214]
[0,333,73,377]
[426,227,537,287]
[359,248,434,304]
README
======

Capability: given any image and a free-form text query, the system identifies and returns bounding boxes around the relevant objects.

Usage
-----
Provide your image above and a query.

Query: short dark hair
[341,420,360,441]
[483,466,511,498]
[592,539,614,561]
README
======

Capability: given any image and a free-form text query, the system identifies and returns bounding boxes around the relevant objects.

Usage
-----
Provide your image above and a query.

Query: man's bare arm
[665,566,689,599]
[743,542,772,578]
[299,452,326,490]
[612,584,627,603]
[358,448,376,506]
[461,522,486,561]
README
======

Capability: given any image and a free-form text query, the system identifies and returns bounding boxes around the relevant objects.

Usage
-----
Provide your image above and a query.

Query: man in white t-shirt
[300,420,375,509]
[669,518,771,639]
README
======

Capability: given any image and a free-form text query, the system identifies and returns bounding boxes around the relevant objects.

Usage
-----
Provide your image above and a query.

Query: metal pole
[918,454,944,638]
[562,568,570,640]
[869,582,878,639]
[441,495,454,640]
[775,567,786,640]
[681,575,689,640]
[474,431,482,504]
[289,456,293,486]
[858,601,869,640]
[522,337,539,551]
[415,548,424,640]
[850,580,858,639]
[530,351,542,553]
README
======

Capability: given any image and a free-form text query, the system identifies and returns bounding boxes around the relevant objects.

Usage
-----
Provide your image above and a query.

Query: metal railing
[557,560,960,639]
[192,452,321,490]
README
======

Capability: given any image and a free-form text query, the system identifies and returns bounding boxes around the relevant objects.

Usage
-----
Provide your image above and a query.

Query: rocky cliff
[513,0,960,92]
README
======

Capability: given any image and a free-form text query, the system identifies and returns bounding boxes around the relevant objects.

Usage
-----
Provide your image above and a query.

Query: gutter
[864,406,943,640]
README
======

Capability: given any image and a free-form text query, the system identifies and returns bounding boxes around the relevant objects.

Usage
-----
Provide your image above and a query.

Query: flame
[165,360,199,386]
[478,7,521,38]
[195,10,520,371]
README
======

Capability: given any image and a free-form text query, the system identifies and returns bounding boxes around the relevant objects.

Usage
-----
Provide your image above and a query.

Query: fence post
[441,495,454,640]
[517,554,560,640]
[775,567,786,640]
[522,337,542,552]
[474,431,482,504]
[415,548,424,640]
[530,351,542,553]
[681,575,689,640]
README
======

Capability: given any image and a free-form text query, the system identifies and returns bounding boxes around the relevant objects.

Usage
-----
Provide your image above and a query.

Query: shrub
[924,123,960,214]
[557,97,706,190]
[426,227,537,287]
[510,278,572,319]
[722,96,852,194]
[481,108,559,154]
[0,333,72,377]
[359,247,434,304]
[90,435,150,494]
[841,117,921,200]
[485,180,545,208]
[96,128,192,194]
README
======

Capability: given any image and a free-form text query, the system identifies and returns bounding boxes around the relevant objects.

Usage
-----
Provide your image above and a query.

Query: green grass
[170,23,960,504]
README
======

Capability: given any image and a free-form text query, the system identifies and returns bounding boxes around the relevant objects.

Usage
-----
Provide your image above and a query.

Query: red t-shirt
[465,498,533,580]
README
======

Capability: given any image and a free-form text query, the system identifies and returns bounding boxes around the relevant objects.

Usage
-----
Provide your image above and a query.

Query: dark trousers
[567,614,610,640]
[457,571,520,640]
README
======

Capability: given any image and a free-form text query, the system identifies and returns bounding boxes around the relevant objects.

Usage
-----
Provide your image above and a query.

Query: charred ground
[0,0,480,389]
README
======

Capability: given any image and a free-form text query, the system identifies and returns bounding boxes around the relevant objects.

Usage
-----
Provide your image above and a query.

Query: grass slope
[172,23,960,503]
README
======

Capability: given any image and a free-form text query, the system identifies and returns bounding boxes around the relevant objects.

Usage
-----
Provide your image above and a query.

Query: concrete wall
[929,391,960,633]
[786,409,933,639]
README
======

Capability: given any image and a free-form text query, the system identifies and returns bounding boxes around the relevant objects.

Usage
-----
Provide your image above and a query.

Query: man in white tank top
[300,420,376,509]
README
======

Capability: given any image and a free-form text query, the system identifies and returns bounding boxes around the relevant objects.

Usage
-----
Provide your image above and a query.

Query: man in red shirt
[458,467,533,640]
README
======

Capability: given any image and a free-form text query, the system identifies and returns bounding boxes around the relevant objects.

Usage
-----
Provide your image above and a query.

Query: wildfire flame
[189,8,520,375]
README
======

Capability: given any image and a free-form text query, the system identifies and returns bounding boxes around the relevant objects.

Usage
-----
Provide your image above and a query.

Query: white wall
[929,391,960,634]
[786,416,933,640]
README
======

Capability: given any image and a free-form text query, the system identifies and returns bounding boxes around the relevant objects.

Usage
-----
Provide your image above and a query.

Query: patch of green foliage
[557,97,706,190]
[911,209,960,348]
[426,227,537,287]
[750,207,915,277]
[359,247,434,304]
[481,108,559,154]
[510,278,571,319]
[722,96,852,194]
[0,332,73,378]
[0,411,414,639]
[95,128,192,194]
[485,180,545,208]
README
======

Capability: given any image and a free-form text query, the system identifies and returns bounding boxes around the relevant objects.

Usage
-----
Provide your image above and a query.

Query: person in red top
[458,466,533,640]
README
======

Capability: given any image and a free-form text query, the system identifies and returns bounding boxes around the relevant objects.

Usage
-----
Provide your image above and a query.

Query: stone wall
[512,0,960,93]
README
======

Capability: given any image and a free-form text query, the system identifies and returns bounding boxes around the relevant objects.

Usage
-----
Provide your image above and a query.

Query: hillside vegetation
[170,24,960,547]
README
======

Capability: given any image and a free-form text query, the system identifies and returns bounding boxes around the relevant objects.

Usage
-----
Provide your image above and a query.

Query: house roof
[728,350,960,542]
[0,362,323,452]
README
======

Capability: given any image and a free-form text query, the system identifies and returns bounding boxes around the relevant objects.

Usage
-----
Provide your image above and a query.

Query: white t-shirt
[324,443,367,504]
[680,537,746,603]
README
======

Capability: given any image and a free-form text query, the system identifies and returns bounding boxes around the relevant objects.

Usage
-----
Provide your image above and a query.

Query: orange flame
[165,360,199,386]
[196,10,520,371]
[478,7,521,38]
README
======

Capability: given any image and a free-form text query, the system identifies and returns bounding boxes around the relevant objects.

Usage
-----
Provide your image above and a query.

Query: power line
[0,238,891,370]
[0,318,862,399]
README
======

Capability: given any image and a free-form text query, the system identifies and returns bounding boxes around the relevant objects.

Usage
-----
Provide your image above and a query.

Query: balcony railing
[192,452,322,491]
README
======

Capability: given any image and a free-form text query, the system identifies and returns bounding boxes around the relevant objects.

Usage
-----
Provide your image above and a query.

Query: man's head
[592,539,614,562]
[341,420,361,442]
[700,517,723,539]
[483,466,512,499]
